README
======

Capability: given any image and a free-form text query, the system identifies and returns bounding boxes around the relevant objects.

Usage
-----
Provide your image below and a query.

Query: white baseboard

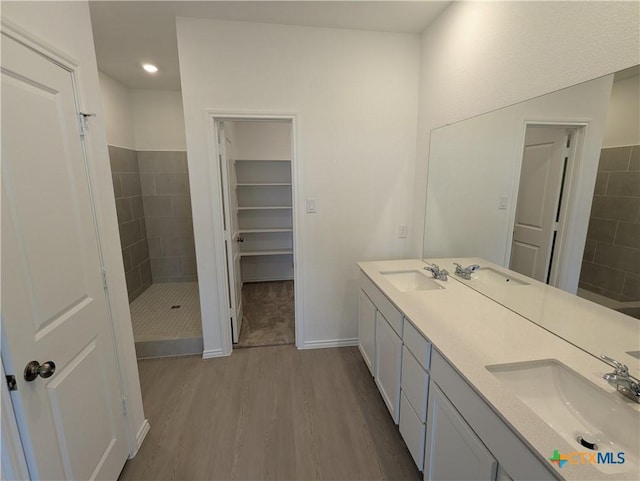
[202,348,226,359]
[300,338,358,350]
[131,420,150,458]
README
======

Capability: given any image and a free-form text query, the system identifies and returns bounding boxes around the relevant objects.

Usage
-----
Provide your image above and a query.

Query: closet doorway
[217,119,296,348]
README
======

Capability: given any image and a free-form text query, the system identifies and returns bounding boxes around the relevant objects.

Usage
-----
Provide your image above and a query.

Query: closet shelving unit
[234,159,294,282]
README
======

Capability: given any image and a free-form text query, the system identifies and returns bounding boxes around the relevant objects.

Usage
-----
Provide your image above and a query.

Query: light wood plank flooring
[119,346,421,481]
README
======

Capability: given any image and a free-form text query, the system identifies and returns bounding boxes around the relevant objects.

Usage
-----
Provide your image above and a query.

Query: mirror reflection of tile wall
[580,145,640,305]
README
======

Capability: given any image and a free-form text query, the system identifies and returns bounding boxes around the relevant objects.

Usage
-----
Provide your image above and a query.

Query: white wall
[1,0,146,456]
[177,18,420,353]
[98,74,186,151]
[423,76,613,293]
[603,74,640,148]
[131,89,186,151]
[98,71,135,149]
[412,1,640,255]
[233,121,291,160]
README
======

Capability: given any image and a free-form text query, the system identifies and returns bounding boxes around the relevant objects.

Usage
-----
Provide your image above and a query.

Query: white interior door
[510,126,569,283]
[218,123,243,343]
[1,33,129,480]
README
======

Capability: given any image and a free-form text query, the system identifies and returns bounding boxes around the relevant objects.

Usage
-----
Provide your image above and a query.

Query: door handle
[24,360,56,381]
[236,236,244,243]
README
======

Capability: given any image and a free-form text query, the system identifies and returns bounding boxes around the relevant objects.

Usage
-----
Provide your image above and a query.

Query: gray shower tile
[143,195,172,217]
[179,257,198,275]
[593,243,640,274]
[145,217,192,238]
[112,173,123,198]
[120,173,142,197]
[130,239,150,266]
[130,196,144,219]
[594,172,608,195]
[171,195,193,217]
[140,174,156,195]
[125,266,142,298]
[615,222,640,249]
[140,259,153,289]
[579,261,625,292]
[162,236,196,257]
[598,146,632,172]
[629,145,639,171]
[119,219,142,248]
[582,239,596,262]
[150,257,180,277]
[138,151,188,173]
[590,196,640,222]
[109,146,138,173]
[606,171,640,197]
[586,218,616,243]
[115,198,132,223]
[155,174,190,195]
[148,237,163,258]
[121,248,133,272]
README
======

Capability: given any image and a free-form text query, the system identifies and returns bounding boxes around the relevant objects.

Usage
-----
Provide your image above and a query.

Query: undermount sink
[487,359,638,474]
[381,270,444,292]
[469,267,529,286]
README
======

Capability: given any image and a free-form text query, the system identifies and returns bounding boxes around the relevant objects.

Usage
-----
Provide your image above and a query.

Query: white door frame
[505,120,589,291]
[204,112,302,354]
[0,17,147,467]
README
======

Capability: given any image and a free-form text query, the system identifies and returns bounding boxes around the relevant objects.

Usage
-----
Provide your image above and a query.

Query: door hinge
[6,375,17,391]
[78,112,96,137]
[121,397,128,415]
[101,269,108,290]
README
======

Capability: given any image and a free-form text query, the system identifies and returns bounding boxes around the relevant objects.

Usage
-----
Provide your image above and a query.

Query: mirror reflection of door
[510,126,574,284]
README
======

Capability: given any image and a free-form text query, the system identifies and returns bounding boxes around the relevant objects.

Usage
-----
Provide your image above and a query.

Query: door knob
[24,360,56,381]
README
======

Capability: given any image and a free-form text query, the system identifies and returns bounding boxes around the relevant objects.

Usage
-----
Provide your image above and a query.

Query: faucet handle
[601,355,628,374]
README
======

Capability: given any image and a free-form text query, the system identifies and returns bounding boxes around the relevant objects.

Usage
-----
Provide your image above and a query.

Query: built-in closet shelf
[240,250,293,257]
[235,159,291,162]
[236,183,292,187]
[237,206,292,211]
[238,228,293,234]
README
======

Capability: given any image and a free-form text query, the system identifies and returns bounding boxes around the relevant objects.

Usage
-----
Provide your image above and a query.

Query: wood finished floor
[119,346,421,481]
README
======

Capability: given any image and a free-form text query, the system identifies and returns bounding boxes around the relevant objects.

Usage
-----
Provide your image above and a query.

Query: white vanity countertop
[427,257,640,376]
[358,259,640,481]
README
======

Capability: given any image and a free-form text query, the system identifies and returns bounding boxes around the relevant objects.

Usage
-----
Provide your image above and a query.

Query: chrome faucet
[424,263,448,281]
[601,355,640,403]
[454,262,481,280]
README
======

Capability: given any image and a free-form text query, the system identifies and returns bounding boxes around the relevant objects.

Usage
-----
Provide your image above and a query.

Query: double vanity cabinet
[357,259,640,481]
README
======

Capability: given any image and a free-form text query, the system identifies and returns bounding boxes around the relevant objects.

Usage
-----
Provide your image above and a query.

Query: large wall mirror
[422,66,639,369]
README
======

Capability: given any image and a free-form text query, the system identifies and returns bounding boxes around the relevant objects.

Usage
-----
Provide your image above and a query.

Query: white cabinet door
[375,312,402,424]
[358,290,376,376]
[424,383,497,481]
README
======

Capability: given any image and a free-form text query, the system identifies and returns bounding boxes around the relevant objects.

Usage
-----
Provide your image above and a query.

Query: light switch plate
[398,224,408,238]
[306,198,317,213]
[498,195,509,210]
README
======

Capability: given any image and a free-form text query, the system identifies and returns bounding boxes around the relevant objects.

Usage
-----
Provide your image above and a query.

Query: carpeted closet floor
[237,280,294,348]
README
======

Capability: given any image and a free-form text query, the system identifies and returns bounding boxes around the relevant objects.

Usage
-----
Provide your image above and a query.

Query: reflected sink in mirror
[468,267,529,286]
[486,359,638,474]
[381,270,445,292]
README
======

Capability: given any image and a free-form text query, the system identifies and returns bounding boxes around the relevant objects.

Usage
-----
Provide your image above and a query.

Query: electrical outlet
[398,224,408,238]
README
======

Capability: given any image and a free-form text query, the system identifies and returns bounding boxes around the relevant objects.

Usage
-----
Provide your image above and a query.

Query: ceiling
[89,1,451,90]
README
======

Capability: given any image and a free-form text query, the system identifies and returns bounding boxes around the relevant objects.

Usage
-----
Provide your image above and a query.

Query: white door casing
[217,123,243,343]
[1,32,129,480]
[510,126,569,283]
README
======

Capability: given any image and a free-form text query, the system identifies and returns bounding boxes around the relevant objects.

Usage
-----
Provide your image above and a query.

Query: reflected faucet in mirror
[454,262,480,280]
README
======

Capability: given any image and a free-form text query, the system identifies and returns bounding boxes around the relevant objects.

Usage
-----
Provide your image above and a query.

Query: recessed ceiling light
[142,63,158,73]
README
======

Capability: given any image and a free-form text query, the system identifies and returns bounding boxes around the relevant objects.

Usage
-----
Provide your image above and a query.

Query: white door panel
[511,127,568,282]
[1,33,128,480]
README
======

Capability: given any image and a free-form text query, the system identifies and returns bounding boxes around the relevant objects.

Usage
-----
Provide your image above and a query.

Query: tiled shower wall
[579,145,640,301]
[139,151,198,283]
[109,146,152,301]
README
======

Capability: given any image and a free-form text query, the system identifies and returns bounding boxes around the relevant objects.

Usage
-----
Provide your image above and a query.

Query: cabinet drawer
[403,320,431,370]
[360,271,403,336]
[399,391,426,471]
[401,345,429,422]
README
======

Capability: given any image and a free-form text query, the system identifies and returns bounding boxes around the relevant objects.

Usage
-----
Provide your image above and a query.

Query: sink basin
[469,267,529,286]
[381,270,444,292]
[487,359,638,474]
